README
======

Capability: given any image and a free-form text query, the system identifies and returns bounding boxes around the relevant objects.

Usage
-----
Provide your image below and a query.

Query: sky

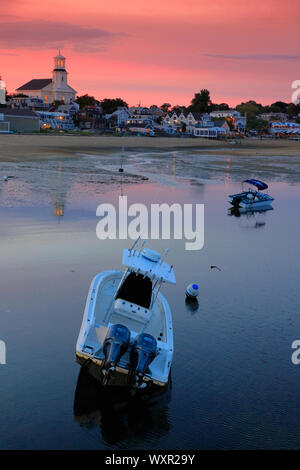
[0,0,300,107]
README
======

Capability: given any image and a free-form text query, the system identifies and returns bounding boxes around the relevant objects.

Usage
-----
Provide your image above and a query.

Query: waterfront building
[16,52,76,104]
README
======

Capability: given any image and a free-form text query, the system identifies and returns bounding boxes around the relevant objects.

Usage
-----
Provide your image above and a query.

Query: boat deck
[83,273,168,358]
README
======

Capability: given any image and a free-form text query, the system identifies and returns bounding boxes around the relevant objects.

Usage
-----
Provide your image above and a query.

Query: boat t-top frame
[113,238,176,310]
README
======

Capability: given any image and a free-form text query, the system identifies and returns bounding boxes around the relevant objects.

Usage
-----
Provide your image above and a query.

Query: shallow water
[0,152,300,449]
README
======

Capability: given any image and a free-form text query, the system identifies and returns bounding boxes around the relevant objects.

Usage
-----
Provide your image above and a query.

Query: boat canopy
[243,179,268,190]
[122,248,176,285]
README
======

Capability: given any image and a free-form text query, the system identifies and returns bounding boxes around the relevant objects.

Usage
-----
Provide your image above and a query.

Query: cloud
[203,53,300,61]
[0,52,20,56]
[0,20,124,52]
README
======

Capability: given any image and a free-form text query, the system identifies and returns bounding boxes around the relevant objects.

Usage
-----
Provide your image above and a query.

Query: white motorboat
[228,179,274,210]
[76,239,176,390]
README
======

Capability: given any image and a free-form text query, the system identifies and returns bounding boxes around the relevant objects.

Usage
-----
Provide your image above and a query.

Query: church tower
[52,51,68,89]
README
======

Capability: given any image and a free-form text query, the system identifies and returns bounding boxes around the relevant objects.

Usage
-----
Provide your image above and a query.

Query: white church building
[16,52,76,104]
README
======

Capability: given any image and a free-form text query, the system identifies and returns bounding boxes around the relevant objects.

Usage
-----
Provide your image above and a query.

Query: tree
[246,116,269,133]
[212,102,229,111]
[76,94,99,109]
[189,89,212,113]
[269,101,288,113]
[286,103,300,118]
[160,103,171,114]
[101,98,128,114]
[236,101,263,119]
[171,105,186,114]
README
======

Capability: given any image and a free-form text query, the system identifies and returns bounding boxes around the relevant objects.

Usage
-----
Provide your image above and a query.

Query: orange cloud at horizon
[1,0,300,107]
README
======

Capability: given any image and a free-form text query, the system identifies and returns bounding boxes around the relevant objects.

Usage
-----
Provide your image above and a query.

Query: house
[162,111,215,134]
[212,120,230,133]
[105,107,130,127]
[210,110,246,132]
[126,106,154,126]
[260,113,288,121]
[0,113,10,133]
[77,106,105,130]
[269,121,300,135]
[193,125,226,138]
[9,96,49,110]
[0,107,40,132]
[57,101,79,117]
[16,52,76,104]
[210,110,241,119]
[36,110,75,130]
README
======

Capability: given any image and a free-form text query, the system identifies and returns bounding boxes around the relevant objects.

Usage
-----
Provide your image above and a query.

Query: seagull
[210,265,222,271]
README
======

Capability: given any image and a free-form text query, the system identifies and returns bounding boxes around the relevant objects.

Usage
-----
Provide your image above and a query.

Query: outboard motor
[232,195,242,207]
[102,324,130,384]
[130,333,157,389]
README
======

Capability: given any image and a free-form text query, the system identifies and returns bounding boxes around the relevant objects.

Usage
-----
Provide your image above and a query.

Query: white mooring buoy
[185,283,199,299]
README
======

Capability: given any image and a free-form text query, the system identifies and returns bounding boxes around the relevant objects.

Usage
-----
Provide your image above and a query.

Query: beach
[0,134,300,162]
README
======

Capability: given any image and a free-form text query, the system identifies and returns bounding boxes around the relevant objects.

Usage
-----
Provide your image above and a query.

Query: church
[16,52,76,104]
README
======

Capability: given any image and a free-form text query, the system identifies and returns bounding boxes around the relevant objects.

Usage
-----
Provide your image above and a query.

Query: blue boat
[228,179,274,210]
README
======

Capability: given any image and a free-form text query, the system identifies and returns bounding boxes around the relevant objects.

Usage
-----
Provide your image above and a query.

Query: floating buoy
[185,283,199,299]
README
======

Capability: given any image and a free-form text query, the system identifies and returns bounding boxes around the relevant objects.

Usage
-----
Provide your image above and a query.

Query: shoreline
[0,134,300,162]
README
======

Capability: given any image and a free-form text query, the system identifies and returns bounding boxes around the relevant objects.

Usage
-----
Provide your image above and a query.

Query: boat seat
[113,298,152,325]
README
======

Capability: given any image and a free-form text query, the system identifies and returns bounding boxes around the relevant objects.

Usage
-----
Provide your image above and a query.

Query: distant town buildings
[1,52,299,136]
[16,52,76,104]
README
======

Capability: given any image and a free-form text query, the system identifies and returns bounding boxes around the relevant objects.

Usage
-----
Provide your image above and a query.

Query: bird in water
[210,265,222,271]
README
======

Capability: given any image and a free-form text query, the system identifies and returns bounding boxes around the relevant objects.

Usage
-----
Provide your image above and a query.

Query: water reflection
[185,298,199,315]
[73,367,171,447]
[52,163,66,220]
[227,206,273,230]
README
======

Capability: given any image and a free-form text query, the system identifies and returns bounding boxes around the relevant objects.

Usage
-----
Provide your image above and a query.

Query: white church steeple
[52,51,68,89]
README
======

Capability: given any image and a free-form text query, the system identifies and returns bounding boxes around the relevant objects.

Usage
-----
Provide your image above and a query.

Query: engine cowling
[102,324,131,382]
[130,333,157,388]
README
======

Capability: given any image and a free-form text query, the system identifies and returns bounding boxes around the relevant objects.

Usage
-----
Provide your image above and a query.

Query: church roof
[17,79,52,91]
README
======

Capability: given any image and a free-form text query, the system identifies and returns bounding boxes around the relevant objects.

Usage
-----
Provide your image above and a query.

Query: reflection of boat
[228,179,274,210]
[228,205,273,229]
[76,239,176,390]
[73,367,171,446]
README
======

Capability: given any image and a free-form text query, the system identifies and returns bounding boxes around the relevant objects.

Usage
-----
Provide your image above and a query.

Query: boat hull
[228,192,274,210]
[76,270,174,388]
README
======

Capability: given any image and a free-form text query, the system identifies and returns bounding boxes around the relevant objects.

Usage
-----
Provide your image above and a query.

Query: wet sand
[0,134,300,162]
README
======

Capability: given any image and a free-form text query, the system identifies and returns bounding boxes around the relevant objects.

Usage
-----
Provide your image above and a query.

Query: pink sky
[1,0,300,107]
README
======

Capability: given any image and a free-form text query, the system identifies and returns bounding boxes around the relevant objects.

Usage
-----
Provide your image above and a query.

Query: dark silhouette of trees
[76,94,99,108]
[101,98,128,114]
[189,89,212,112]
[160,103,171,113]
